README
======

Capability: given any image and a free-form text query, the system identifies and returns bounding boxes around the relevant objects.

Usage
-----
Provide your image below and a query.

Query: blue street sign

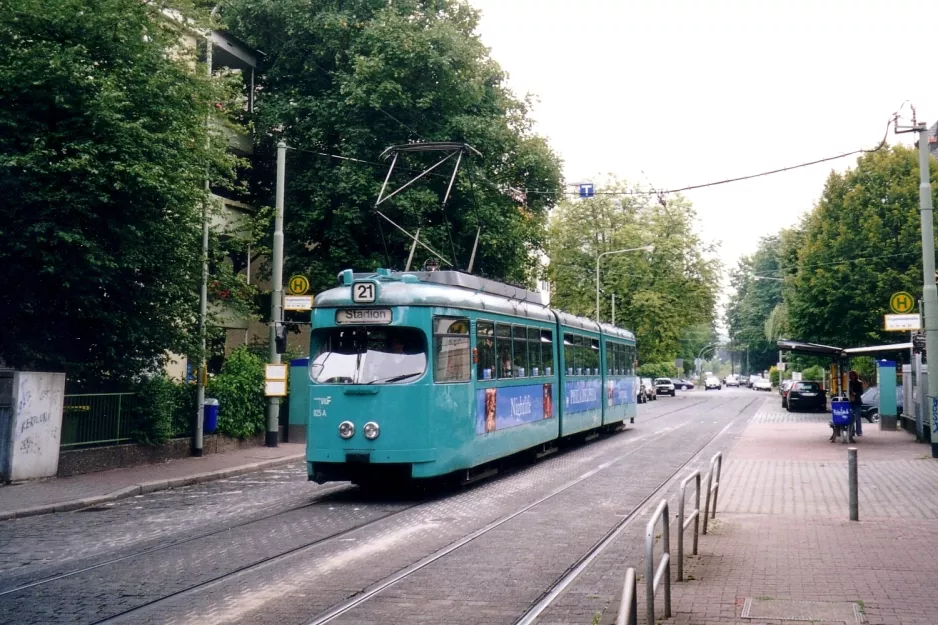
[578,183,595,198]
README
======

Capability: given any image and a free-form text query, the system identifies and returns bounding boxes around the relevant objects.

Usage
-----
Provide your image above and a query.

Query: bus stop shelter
[777,339,915,433]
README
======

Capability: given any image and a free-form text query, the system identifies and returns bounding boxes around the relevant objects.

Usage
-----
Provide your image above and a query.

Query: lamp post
[595,245,654,324]
[696,343,718,380]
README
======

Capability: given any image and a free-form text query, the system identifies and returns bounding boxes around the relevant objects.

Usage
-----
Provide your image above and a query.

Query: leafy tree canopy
[787,146,937,348]
[221,0,563,292]
[0,0,236,382]
[546,179,721,364]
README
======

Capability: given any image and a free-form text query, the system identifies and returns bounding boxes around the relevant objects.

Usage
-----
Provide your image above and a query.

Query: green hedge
[132,346,267,445]
[207,346,266,439]
[637,362,678,379]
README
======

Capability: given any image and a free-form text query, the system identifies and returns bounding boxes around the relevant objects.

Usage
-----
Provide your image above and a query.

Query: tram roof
[316,269,635,340]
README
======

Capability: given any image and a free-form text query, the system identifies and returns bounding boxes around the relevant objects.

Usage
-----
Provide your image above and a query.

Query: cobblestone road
[0,389,765,625]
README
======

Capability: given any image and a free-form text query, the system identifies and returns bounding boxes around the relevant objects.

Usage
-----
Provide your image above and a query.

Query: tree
[0,0,236,382]
[546,179,721,364]
[221,0,563,293]
[724,235,788,374]
[787,146,937,348]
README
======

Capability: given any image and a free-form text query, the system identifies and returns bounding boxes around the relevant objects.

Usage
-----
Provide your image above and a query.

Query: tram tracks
[303,395,754,625]
[3,395,712,625]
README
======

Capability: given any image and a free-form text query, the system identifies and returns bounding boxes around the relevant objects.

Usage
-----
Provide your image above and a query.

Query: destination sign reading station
[335,308,392,325]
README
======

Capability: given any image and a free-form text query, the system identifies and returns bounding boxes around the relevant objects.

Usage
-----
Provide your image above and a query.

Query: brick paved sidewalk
[651,398,938,625]
[0,443,304,521]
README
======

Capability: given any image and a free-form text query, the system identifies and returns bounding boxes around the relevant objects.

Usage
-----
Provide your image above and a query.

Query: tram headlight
[338,421,355,439]
[363,421,380,440]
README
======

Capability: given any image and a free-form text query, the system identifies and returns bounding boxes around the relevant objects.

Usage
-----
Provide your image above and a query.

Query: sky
[468,0,938,319]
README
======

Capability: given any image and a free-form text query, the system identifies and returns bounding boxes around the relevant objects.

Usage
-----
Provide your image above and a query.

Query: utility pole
[611,293,616,327]
[192,37,215,457]
[265,141,287,448]
[896,112,937,455]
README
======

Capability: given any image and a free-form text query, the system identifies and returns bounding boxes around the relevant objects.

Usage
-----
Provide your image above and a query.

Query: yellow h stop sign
[288,275,310,296]
[889,291,914,314]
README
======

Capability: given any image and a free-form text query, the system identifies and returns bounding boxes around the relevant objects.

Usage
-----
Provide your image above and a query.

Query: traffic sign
[913,332,927,353]
[884,314,922,331]
[890,291,915,314]
[288,275,310,295]
[578,183,595,198]
[284,295,314,311]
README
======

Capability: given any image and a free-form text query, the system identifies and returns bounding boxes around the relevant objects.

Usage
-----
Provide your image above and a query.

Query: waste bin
[203,398,219,434]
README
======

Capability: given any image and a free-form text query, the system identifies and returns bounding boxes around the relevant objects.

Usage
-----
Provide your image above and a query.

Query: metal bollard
[677,470,701,581]
[615,567,638,625]
[702,452,722,534]
[645,499,671,625]
[848,447,858,521]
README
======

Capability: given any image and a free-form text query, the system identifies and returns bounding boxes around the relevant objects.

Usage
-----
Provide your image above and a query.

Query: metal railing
[62,393,140,449]
[702,452,723,534]
[676,469,701,581]
[644,499,671,624]
[615,567,638,625]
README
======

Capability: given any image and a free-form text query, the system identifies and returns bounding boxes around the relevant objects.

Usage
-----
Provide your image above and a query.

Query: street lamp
[595,245,655,323]
[696,342,719,379]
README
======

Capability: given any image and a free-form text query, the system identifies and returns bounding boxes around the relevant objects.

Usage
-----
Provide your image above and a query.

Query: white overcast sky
[469,0,938,313]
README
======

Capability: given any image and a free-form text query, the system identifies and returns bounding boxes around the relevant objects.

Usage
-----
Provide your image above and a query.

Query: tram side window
[626,345,635,375]
[572,334,586,375]
[617,343,626,375]
[477,321,496,380]
[527,327,542,375]
[589,338,600,375]
[605,342,615,376]
[496,323,513,378]
[513,325,529,377]
[541,329,554,375]
[433,317,471,383]
[564,333,576,375]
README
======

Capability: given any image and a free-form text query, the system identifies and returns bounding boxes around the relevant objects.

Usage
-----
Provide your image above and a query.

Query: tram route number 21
[352,282,376,303]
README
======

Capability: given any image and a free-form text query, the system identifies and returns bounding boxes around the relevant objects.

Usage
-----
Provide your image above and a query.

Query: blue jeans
[852,404,862,436]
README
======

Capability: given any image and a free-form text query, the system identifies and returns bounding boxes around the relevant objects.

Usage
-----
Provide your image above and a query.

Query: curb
[0,453,305,522]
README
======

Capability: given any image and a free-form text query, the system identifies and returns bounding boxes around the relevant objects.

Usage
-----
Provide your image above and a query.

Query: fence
[62,393,141,449]
[617,452,725,625]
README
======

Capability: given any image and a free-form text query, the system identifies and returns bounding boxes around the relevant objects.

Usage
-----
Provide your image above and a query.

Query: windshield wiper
[366,371,422,385]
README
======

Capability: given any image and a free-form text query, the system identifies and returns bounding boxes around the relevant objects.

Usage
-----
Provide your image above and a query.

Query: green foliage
[132,375,197,445]
[850,356,876,380]
[207,347,266,439]
[221,0,563,292]
[787,146,937,348]
[547,179,720,363]
[724,235,788,375]
[132,376,179,446]
[637,362,678,379]
[802,365,825,382]
[0,0,237,382]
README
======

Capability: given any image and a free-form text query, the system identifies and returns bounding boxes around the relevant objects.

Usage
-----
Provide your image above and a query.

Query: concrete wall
[2,372,66,482]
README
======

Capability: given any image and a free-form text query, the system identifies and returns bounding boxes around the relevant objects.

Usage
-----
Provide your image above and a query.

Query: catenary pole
[914,125,938,456]
[266,141,287,447]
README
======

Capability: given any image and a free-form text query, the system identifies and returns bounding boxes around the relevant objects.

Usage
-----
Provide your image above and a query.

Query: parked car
[748,374,761,388]
[655,377,676,396]
[704,376,722,390]
[676,378,695,390]
[779,379,794,396]
[860,385,902,423]
[785,380,827,411]
[724,374,740,387]
[753,377,772,391]
[641,377,657,402]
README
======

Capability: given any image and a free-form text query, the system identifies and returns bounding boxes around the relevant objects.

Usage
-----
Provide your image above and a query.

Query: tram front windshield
[310,326,427,385]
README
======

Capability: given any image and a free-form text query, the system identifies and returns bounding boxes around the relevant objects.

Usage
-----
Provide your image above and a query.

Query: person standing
[848,370,864,439]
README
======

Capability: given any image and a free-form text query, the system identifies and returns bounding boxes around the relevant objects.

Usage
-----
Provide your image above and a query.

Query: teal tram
[302,268,638,485]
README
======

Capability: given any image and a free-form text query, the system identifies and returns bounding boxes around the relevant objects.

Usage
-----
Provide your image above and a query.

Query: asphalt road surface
[0,387,767,625]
